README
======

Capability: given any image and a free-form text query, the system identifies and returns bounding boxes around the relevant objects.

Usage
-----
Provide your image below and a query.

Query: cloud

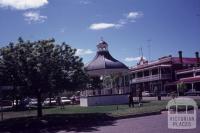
[127,11,143,19]
[23,11,47,24]
[125,56,146,62]
[89,23,120,30]
[89,11,143,30]
[0,0,48,10]
[75,49,95,56]
[80,0,91,5]
[60,28,66,33]
[118,19,128,25]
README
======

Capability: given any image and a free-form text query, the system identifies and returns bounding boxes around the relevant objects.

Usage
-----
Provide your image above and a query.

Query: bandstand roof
[85,40,129,76]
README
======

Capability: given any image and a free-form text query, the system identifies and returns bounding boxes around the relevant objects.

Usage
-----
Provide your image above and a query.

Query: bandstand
[80,40,130,106]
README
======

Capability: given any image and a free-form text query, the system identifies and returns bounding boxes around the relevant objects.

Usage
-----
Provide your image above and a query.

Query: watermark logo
[166,97,197,129]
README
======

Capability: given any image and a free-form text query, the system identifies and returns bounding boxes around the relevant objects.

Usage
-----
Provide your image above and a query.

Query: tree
[88,76,103,95]
[0,38,88,117]
[0,39,27,108]
[177,82,187,96]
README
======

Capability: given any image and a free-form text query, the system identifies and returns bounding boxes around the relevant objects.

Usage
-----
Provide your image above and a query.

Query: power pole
[147,39,152,62]
[138,47,143,58]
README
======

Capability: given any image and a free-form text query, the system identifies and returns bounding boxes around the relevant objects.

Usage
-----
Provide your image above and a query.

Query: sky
[0,0,200,67]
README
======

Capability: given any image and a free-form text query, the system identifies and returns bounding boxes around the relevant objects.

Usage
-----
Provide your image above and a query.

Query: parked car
[185,90,200,96]
[70,95,80,104]
[43,98,57,105]
[75,96,80,103]
[60,97,71,104]
[0,100,13,106]
[28,98,38,106]
[142,91,154,97]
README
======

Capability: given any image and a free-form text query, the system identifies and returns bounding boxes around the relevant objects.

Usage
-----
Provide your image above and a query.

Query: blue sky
[0,0,200,67]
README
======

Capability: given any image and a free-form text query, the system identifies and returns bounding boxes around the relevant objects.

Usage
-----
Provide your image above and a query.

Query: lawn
[43,100,169,118]
[2,99,200,120]
[1,99,200,132]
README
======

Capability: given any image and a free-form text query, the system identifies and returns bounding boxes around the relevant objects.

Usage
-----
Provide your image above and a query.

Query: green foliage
[89,77,103,90]
[177,82,187,95]
[0,37,89,117]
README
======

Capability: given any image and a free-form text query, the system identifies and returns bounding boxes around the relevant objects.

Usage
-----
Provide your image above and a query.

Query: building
[81,40,200,106]
[175,66,200,94]
[80,40,130,106]
[129,51,200,95]
[82,40,129,96]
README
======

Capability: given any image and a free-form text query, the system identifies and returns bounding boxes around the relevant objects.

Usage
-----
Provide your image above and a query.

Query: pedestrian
[57,96,64,109]
[157,92,161,101]
[138,88,143,107]
[128,93,134,108]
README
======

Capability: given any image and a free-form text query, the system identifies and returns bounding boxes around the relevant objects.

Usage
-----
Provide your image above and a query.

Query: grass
[1,99,200,132]
[42,100,169,118]
[1,99,200,120]
[110,101,168,117]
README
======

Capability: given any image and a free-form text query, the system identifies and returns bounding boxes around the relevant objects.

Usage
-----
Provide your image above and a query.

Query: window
[161,68,171,74]
[152,69,158,75]
[137,72,143,77]
[177,73,193,79]
[131,73,135,79]
[144,70,149,76]
[196,72,200,76]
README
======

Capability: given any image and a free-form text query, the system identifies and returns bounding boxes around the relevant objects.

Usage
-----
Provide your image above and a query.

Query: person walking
[57,96,64,109]
[138,88,143,107]
[128,93,134,108]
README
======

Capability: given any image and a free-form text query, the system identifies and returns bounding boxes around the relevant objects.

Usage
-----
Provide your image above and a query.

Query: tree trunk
[1,103,3,121]
[49,97,52,106]
[49,93,52,106]
[16,97,19,109]
[37,91,42,118]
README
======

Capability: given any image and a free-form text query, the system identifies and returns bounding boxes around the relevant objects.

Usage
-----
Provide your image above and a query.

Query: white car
[43,98,57,105]
[142,91,154,97]
[28,98,38,106]
[60,97,71,104]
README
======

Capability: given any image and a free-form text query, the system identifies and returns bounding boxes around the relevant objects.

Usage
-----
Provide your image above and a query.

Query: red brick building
[129,51,200,95]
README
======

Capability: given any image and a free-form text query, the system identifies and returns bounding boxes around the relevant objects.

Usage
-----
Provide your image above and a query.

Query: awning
[165,76,200,86]
[178,76,200,84]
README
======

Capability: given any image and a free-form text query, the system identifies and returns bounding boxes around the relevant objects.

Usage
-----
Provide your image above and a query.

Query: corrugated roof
[130,56,198,71]
[85,41,128,75]
[178,76,200,83]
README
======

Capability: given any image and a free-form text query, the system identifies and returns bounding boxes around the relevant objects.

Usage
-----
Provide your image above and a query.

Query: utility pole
[138,47,143,58]
[147,39,152,62]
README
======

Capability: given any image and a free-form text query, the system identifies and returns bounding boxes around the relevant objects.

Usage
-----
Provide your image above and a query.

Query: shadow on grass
[2,106,56,112]
[0,113,116,133]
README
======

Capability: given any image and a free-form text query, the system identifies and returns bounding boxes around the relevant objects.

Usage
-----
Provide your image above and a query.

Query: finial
[97,38,108,51]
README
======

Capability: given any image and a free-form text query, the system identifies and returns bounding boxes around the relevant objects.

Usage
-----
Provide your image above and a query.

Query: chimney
[178,51,183,64]
[195,51,200,65]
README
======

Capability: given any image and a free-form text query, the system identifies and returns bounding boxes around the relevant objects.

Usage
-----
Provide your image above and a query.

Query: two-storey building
[129,51,200,95]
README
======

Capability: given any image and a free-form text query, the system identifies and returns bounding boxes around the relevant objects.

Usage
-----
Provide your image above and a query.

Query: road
[62,110,200,133]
